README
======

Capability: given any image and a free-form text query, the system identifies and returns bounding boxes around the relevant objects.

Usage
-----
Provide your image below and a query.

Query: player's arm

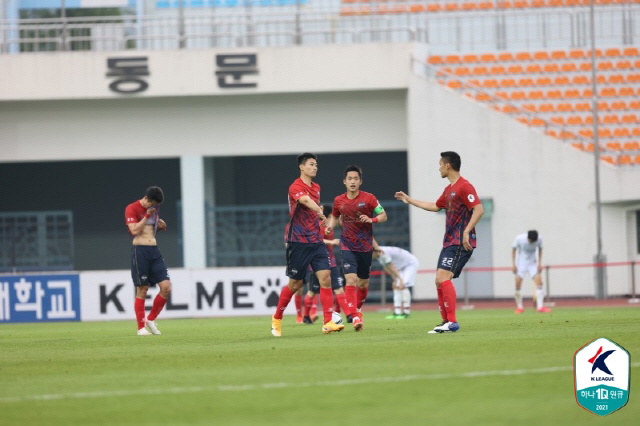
[297,194,325,221]
[323,238,340,246]
[394,191,440,212]
[512,247,518,274]
[157,219,167,231]
[126,207,156,236]
[359,203,388,224]
[385,263,405,289]
[537,248,543,273]
[462,203,484,250]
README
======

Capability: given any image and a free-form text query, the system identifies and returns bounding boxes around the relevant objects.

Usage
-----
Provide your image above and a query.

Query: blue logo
[589,346,615,375]
[0,275,81,323]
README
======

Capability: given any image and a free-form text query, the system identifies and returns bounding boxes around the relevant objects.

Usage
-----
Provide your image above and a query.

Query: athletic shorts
[341,250,373,280]
[309,266,345,293]
[436,245,473,279]
[286,242,330,281]
[131,245,170,287]
[398,260,419,288]
[516,261,539,279]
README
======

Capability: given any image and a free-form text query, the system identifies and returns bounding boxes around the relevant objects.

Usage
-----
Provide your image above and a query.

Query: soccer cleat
[353,316,363,332]
[322,321,345,334]
[303,316,314,324]
[346,314,353,323]
[145,319,161,335]
[537,307,552,313]
[271,316,282,337]
[514,308,524,314]
[311,314,319,323]
[296,315,303,324]
[433,321,460,333]
[137,328,152,336]
[428,321,447,334]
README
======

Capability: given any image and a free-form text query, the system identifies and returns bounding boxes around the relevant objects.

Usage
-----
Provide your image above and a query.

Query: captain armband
[374,204,385,215]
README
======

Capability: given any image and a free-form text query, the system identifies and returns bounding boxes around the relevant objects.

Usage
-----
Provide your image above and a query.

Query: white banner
[80,267,296,321]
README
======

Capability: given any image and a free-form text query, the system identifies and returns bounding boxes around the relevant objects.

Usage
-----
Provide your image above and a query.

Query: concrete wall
[407,73,640,300]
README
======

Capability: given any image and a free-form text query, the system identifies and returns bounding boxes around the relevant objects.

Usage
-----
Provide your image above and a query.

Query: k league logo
[574,337,630,416]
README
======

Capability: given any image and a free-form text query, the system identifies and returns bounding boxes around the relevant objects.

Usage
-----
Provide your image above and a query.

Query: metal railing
[0,211,74,272]
[206,200,410,267]
[1,6,638,53]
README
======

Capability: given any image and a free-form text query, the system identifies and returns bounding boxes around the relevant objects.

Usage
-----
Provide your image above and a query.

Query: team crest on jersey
[358,202,365,208]
[468,194,476,202]
[451,192,456,197]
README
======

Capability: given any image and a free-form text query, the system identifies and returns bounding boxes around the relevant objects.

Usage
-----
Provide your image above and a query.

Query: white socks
[536,287,545,309]
[402,288,411,315]
[393,290,402,315]
[515,290,523,309]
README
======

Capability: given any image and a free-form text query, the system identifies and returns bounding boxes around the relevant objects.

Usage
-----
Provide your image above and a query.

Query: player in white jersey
[512,230,551,314]
[372,242,420,319]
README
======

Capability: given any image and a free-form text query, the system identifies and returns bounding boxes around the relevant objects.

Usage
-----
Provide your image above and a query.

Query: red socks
[440,280,457,323]
[294,293,302,318]
[335,292,349,315]
[310,295,318,318]
[274,286,295,320]
[437,288,448,322]
[357,286,369,310]
[303,294,313,317]
[134,297,146,329]
[320,287,334,324]
[147,294,167,321]
[344,285,357,316]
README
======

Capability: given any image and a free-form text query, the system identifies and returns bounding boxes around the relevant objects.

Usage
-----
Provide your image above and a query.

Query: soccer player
[327,164,387,332]
[372,241,420,319]
[395,151,484,334]
[125,186,171,336]
[512,230,551,314]
[303,206,350,324]
[271,153,344,337]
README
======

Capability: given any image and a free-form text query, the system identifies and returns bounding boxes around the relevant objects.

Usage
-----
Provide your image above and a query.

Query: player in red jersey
[124,186,171,336]
[395,151,484,334]
[271,153,344,337]
[326,165,387,332]
[302,206,351,324]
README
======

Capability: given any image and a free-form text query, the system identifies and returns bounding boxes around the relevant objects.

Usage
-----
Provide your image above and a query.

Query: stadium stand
[429,47,640,165]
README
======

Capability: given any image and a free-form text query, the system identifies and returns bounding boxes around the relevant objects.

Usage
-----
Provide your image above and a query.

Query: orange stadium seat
[603,114,620,125]
[500,78,517,87]
[598,101,612,111]
[550,116,565,126]
[530,117,546,126]
[606,142,623,151]
[551,50,567,60]
[490,65,506,74]
[515,52,532,61]
[579,129,594,138]
[482,79,499,88]
[616,60,633,70]
[630,101,640,110]
[513,0,529,7]
[522,103,537,112]
[610,101,627,110]
[480,53,497,62]
[623,141,640,150]
[572,75,589,85]
[597,61,614,71]
[536,76,552,86]
[582,88,593,97]
[605,48,621,57]
[533,51,549,61]
[618,155,633,165]
[557,103,574,113]
[529,90,545,100]
[445,3,460,11]
[538,103,555,113]
[475,93,492,102]
[575,103,591,112]
[621,114,639,124]
[455,66,471,76]
[495,91,509,100]
[502,105,520,113]
[554,76,570,86]
[623,47,639,56]
[564,89,581,98]
[468,79,481,87]
[447,80,462,89]
[427,4,442,11]
[518,77,535,86]
[510,91,526,100]
[608,74,625,84]
[600,87,617,97]
[579,63,592,72]
[478,1,494,9]
[635,155,640,165]
[633,128,640,137]
[410,4,425,12]
[462,54,479,63]
[584,116,594,125]
[546,129,559,138]
[546,90,562,99]
[614,128,631,138]
[445,55,461,64]
[508,64,524,73]
[569,49,587,60]
[567,116,584,126]
[462,3,478,11]
[619,87,635,97]
[526,64,542,73]
[628,74,640,83]
[543,63,559,73]
[498,52,514,62]
[561,63,578,73]
[472,66,489,75]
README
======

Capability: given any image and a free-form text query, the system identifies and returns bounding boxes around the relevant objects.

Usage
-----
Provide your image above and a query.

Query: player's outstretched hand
[395,191,410,204]
[158,219,167,231]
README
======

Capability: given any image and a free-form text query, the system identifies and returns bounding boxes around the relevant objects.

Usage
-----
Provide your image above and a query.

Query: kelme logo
[574,337,630,416]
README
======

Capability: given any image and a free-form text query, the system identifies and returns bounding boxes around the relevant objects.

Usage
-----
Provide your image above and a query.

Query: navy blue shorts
[131,245,170,287]
[341,250,373,279]
[286,242,330,281]
[437,245,474,279]
[309,266,345,293]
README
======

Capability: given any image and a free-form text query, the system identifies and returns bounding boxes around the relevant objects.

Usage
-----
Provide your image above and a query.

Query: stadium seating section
[427,47,640,165]
[340,0,640,16]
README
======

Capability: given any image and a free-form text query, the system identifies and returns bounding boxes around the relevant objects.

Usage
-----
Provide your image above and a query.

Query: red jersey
[435,177,481,248]
[285,178,322,244]
[124,200,159,237]
[332,191,381,252]
[321,225,338,268]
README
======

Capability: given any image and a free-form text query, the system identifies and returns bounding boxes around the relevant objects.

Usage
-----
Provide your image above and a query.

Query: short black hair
[145,186,164,204]
[440,151,461,172]
[297,153,317,166]
[527,230,538,242]
[344,164,363,179]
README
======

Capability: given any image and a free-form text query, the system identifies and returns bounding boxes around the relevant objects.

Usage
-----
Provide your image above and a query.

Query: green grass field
[1,307,638,426]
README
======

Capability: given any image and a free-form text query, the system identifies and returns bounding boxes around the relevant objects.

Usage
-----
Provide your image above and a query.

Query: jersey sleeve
[378,254,392,267]
[461,182,481,210]
[331,197,341,217]
[368,194,382,214]
[512,236,520,249]
[436,189,447,209]
[289,181,308,203]
[125,205,138,225]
